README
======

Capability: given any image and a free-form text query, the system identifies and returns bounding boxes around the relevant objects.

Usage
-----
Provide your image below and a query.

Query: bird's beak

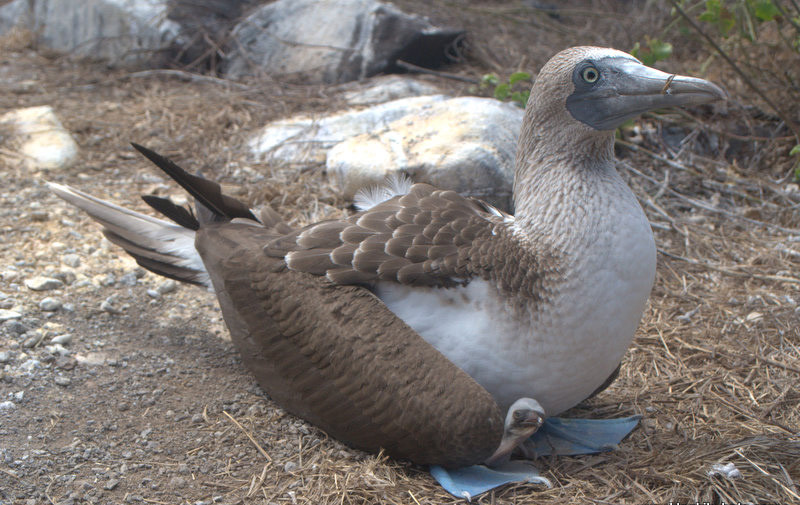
[567,57,727,131]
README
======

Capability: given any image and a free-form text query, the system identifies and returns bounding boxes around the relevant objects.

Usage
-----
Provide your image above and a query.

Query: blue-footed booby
[49,47,724,467]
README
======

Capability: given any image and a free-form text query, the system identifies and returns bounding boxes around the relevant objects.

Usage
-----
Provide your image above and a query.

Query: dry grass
[1,1,798,503]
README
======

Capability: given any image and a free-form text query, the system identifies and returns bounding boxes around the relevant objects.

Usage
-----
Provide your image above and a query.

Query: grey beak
[566,57,727,131]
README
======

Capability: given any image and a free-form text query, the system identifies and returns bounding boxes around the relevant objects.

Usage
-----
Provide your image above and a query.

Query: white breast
[374,192,656,415]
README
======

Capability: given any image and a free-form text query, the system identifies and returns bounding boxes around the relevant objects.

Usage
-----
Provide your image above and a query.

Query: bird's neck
[511,125,618,237]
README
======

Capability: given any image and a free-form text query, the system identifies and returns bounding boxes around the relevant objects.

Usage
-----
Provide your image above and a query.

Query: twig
[222,411,272,462]
[63,69,250,92]
[122,69,249,89]
[620,160,800,235]
[395,60,479,84]
[668,0,800,140]
[658,248,800,284]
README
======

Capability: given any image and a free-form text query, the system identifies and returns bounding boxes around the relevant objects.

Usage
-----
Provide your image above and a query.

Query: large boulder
[249,95,448,166]
[249,96,523,211]
[223,0,463,83]
[0,0,253,69]
[0,0,180,66]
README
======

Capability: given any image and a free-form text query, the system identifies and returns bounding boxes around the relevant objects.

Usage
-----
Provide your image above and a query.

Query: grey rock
[62,254,81,268]
[319,96,521,210]
[146,289,159,299]
[104,478,120,491]
[0,351,11,363]
[249,95,447,166]
[54,375,71,386]
[100,297,121,314]
[25,276,63,291]
[20,358,41,372]
[0,400,15,411]
[342,75,441,106]
[0,0,180,67]
[4,320,29,335]
[0,309,22,321]
[39,297,62,311]
[224,0,462,83]
[119,272,138,286]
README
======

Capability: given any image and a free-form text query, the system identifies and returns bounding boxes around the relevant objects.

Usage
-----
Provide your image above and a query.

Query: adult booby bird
[49,47,724,467]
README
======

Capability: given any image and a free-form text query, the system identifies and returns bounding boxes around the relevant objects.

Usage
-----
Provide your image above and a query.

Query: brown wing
[264,183,536,293]
[196,222,504,467]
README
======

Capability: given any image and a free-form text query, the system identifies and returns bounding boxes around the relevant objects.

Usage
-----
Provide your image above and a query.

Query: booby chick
[49,46,724,467]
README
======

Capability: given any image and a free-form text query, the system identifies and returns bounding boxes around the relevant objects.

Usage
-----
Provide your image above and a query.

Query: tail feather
[47,182,210,287]
[131,143,256,223]
[141,195,199,230]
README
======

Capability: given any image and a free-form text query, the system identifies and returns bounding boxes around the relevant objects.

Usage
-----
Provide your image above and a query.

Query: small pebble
[62,254,81,268]
[46,344,69,356]
[25,276,64,291]
[283,461,298,472]
[191,413,204,424]
[0,309,22,321]
[157,280,177,294]
[0,401,15,411]
[119,272,138,286]
[13,391,23,401]
[20,359,41,371]
[54,376,71,387]
[30,210,49,222]
[22,335,40,348]
[4,320,27,335]
[104,479,120,491]
[0,351,11,363]
[39,297,62,311]
[146,289,159,298]
[100,297,121,314]
[51,334,73,345]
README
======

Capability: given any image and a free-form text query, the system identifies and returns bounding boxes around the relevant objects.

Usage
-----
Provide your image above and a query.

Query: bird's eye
[581,67,599,83]
[512,411,524,421]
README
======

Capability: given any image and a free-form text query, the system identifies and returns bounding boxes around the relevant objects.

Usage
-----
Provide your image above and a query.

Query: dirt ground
[1,1,799,504]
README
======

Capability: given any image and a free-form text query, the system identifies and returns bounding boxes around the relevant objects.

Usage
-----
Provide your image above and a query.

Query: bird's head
[523,46,726,145]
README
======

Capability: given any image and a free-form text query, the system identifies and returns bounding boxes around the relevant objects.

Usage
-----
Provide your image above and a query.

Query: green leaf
[481,74,499,88]
[494,83,510,101]
[698,0,736,37]
[650,39,673,62]
[790,145,800,156]
[511,91,529,107]
[508,72,532,86]
[753,0,779,22]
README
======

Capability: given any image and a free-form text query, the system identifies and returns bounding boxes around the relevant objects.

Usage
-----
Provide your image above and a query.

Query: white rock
[0,0,180,67]
[24,275,64,291]
[46,344,69,356]
[342,76,441,106]
[249,95,447,165]
[157,279,177,294]
[50,334,73,345]
[20,358,40,372]
[0,401,15,411]
[224,0,462,83]
[0,309,22,321]
[328,97,523,210]
[39,297,62,311]
[0,106,78,170]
